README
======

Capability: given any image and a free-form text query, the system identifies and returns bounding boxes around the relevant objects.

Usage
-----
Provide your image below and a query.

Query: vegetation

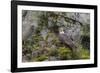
[22,11,90,62]
[58,47,72,60]
[34,55,48,61]
[80,48,90,59]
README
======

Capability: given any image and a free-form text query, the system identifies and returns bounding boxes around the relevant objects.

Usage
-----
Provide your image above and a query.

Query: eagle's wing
[59,34,76,49]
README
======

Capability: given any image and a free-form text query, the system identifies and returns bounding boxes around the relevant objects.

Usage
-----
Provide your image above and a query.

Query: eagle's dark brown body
[59,33,77,51]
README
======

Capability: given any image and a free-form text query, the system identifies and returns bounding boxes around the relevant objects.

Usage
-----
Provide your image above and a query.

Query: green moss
[58,47,72,60]
[80,48,90,59]
[34,55,48,61]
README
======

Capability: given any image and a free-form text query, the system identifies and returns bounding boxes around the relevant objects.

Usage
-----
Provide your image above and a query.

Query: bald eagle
[58,27,77,51]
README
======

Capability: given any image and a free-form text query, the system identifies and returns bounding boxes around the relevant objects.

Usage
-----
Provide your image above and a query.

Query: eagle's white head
[59,27,64,34]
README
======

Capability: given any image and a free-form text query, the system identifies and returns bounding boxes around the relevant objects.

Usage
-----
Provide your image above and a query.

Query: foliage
[34,55,48,61]
[58,47,72,60]
[80,48,90,59]
[71,46,90,59]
